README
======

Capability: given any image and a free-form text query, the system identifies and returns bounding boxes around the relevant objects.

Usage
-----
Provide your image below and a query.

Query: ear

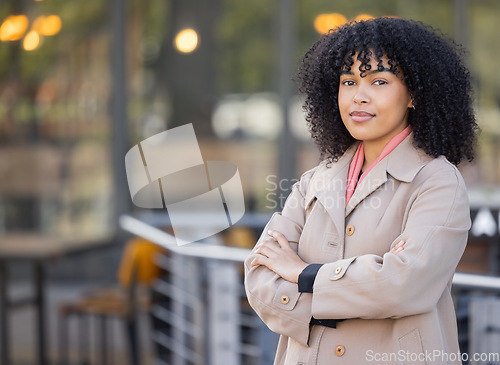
[408,94,415,109]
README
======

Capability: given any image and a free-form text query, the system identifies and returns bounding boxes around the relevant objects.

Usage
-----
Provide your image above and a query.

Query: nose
[353,87,369,104]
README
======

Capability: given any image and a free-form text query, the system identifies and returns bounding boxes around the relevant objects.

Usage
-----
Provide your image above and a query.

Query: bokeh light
[354,14,375,22]
[23,30,40,51]
[313,13,347,34]
[212,93,283,140]
[0,15,29,41]
[33,15,62,36]
[174,28,198,53]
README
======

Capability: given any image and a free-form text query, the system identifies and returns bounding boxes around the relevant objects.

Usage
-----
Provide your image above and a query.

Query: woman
[244,17,478,364]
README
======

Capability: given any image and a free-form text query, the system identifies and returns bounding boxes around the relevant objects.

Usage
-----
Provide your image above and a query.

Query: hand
[391,240,405,255]
[250,230,308,283]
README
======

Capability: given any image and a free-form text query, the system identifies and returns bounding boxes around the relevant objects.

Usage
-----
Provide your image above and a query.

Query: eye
[373,79,388,86]
[341,80,355,86]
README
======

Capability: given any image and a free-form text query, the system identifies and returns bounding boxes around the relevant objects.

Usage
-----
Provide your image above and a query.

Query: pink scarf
[345,125,413,206]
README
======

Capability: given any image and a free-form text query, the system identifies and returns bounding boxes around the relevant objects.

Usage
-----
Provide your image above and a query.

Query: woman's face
[338,54,412,147]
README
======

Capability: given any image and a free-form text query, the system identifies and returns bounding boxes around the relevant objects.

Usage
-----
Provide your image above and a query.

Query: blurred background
[1,0,500,364]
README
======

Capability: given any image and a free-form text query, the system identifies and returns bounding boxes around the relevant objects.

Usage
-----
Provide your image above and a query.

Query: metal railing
[121,215,277,365]
[120,214,500,365]
[453,272,500,292]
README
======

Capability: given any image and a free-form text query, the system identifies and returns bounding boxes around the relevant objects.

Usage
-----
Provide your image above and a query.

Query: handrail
[119,215,250,262]
[452,272,500,292]
[119,214,500,291]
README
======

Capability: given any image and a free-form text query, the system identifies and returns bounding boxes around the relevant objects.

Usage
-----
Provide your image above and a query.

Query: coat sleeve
[244,170,316,347]
[311,168,471,320]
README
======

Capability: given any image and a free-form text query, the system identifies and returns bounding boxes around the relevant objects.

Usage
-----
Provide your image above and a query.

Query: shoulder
[296,152,350,185]
[293,162,323,196]
[414,156,466,189]
[411,156,470,216]
[388,135,466,189]
[408,156,471,228]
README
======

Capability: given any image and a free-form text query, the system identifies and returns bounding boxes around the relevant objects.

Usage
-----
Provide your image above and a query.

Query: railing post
[207,260,241,365]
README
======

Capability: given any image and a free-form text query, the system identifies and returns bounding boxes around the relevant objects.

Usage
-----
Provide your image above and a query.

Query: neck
[362,141,385,171]
[361,124,411,171]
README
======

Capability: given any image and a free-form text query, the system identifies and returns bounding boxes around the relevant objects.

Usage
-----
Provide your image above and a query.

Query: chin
[345,128,371,141]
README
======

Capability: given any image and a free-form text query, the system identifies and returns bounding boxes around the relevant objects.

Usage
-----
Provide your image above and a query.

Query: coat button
[346,224,355,236]
[335,266,342,275]
[335,345,345,357]
[280,295,289,304]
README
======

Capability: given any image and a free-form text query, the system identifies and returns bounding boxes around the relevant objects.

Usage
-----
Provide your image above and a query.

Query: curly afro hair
[296,17,478,166]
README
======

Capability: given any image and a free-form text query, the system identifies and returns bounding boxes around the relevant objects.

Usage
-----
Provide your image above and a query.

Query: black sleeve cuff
[310,317,343,328]
[298,263,323,293]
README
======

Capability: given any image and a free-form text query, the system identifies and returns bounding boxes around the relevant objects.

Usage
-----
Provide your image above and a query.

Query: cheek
[396,95,411,111]
[337,91,350,114]
[393,87,411,109]
[379,91,409,112]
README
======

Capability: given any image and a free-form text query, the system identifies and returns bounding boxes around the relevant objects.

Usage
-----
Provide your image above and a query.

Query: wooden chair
[58,237,164,365]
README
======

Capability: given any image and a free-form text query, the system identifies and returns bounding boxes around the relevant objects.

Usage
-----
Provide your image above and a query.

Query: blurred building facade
[0,0,500,267]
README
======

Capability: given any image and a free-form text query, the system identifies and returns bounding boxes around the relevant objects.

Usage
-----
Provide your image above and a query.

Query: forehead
[341,50,401,77]
[342,50,392,68]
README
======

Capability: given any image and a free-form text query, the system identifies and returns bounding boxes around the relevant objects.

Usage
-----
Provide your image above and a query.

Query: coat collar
[305,132,434,221]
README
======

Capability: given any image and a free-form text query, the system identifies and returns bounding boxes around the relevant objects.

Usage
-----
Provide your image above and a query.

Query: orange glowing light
[174,28,198,53]
[33,15,62,36]
[32,16,44,32]
[0,15,29,41]
[354,14,375,22]
[23,30,40,51]
[313,13,347,34]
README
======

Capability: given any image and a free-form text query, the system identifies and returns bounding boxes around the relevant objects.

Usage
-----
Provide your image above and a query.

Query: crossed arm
[250,230,405,284]
[244,167,470,345]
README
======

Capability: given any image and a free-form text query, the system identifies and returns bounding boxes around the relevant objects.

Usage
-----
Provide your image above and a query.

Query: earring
[410,95,416,109]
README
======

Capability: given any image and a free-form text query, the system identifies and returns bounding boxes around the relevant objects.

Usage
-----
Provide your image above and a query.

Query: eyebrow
[340,67,391,76]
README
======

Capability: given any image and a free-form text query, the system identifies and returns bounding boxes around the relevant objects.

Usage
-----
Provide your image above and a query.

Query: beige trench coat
[244,133,471,365]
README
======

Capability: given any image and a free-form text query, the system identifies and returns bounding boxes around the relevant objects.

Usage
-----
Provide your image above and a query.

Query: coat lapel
[345,132,433,217]
[304,143,357,238]
[345,159,388,217]
[305,132,434,225]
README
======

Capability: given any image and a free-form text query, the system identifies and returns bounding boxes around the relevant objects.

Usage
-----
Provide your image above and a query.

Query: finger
[259,242,283,258]
[255,245,269,257]
[256,239,280,254]
[391,240,405,254]
[264,237,280,246]
[393,246,404,255]
[250,256,266,268]
[268,230,290,249]
[391,240,405,252]
[390,246,401,254]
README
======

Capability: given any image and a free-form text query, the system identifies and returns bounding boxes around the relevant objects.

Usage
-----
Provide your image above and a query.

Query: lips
[350,111,375,122]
